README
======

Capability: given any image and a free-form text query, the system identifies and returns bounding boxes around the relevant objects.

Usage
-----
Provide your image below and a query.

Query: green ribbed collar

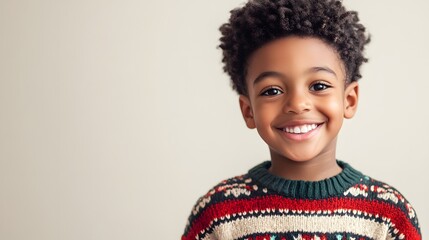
[248,160,363,199]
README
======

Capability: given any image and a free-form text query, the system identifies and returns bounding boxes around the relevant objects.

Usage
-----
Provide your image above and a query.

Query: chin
[270,148,319,162]
[286,154,316,162]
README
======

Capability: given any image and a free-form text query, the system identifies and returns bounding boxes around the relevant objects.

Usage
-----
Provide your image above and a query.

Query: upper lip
[276,120,325,129]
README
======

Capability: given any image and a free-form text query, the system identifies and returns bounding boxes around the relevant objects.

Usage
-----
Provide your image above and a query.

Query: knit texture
[181,161,421,240]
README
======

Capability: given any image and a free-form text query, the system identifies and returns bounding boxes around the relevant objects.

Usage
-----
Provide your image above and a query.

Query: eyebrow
[252,66,337,85]
[307,66,337,78]
[253,71,286,85]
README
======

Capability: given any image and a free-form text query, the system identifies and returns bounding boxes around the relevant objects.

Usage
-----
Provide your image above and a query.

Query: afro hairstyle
[219,0,371,95]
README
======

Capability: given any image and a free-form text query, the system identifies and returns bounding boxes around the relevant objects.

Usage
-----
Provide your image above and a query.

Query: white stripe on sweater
[201,214,389,240]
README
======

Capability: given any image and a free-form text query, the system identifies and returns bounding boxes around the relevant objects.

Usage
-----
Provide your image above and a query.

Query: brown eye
[261,88,283,96]
[310,82,331,91]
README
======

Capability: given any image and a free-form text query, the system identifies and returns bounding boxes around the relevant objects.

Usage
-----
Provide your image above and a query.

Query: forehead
[246,36,345,83]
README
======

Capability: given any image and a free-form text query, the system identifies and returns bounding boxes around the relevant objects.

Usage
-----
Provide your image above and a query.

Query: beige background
[0,0,428,239]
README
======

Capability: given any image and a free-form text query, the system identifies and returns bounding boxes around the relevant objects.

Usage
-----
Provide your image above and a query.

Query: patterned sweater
[181,161,421,240]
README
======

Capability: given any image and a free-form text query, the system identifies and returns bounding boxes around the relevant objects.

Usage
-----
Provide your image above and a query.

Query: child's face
[239,36,358,163]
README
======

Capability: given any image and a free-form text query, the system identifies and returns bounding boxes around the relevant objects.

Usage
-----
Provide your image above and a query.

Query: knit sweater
[181,161,421,240]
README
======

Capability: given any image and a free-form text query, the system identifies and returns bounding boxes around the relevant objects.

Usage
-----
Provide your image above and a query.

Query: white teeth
[283,124,319,134]
[293,126,301,134]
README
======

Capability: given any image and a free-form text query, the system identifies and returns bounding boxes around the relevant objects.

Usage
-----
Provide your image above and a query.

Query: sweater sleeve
[181,193,215,240]
[386,197,421,239]
[367,182,421,239]
[181,175,250,240]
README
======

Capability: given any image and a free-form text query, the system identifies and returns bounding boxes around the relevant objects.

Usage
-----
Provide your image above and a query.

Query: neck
[268,147,341,181]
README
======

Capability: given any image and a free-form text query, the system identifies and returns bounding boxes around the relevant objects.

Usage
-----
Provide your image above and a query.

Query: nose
[283,89,311,114]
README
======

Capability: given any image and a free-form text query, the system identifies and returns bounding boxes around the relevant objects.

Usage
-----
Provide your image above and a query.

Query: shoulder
[344,175,417,217]
[343,175,421,238]
[188,173,259,218]
[182,173,263,239]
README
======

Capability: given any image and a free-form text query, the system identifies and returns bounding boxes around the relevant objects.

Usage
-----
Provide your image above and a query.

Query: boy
[182,0,421,239]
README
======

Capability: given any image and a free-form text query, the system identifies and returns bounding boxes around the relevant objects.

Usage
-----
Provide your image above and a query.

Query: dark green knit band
[247,160,364,199]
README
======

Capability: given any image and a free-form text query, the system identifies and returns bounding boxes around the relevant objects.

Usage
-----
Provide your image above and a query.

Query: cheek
[253,102,279,128]
[326,101,342,114]
[318,96,344,123]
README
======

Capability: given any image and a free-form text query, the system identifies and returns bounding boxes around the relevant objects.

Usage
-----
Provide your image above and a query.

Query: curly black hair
[219,0,370,95]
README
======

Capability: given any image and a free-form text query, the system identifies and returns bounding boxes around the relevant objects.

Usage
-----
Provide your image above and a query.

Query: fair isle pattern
[182,161,421,240]
[202,215,389,239]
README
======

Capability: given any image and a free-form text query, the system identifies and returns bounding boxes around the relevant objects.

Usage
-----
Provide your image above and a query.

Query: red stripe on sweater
[182,196,420,240]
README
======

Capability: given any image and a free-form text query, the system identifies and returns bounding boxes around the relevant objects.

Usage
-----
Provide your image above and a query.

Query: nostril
[283,97,311,114]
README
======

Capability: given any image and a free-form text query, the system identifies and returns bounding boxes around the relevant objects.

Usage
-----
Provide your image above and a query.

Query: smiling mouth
[279,123,323,134]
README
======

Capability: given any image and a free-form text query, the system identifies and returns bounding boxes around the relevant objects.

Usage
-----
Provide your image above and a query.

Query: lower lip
[278,123,323,141]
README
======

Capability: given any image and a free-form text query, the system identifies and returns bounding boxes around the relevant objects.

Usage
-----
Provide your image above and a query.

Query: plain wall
[0,0,428,239]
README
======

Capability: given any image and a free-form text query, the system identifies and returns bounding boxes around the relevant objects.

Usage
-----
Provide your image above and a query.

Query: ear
[239,95,256,129]
[343,81,359,119]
